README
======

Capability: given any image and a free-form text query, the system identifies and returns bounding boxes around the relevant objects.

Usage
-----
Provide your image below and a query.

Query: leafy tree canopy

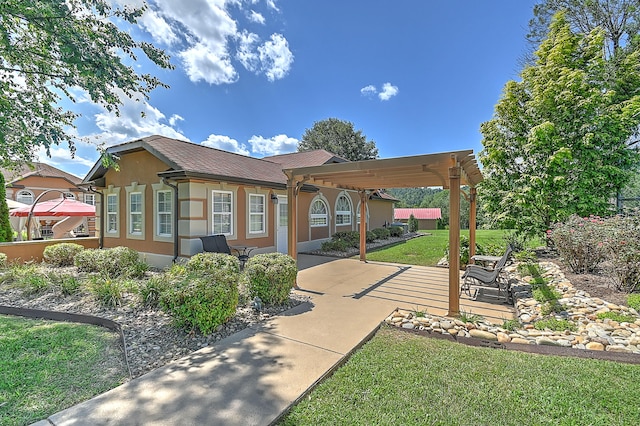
[0,173,12,242]
[0,0,172,168]
[298,118,378,161]
[480,12,640,237]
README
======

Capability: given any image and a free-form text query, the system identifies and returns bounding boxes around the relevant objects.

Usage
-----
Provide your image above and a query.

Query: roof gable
[263,150,349,169]
[1,162,82,186]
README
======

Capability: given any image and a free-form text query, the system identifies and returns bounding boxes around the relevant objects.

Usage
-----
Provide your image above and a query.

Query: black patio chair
[460,245,513,302]
[199,234,251,268]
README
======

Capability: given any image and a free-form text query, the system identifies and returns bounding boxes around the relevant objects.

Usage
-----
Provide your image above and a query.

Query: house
[82,135,396,267]
[394,208,442,230]
[2,162,96,238]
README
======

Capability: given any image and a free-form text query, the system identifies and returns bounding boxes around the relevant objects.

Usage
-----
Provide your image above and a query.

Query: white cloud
[361,83,399,101]
[91,89,187,146]
[249,134,298,156]
[137,0,293,84]
[201,134,250,156]
[258,34,293,81]
[360,85,377,96]
[34,146,95,172]
[248,10,265,24]
[378,82,399,101]
[168,114,184,127]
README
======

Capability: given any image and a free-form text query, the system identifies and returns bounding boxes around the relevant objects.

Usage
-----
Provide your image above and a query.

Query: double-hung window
[84,193,95,205]
[157,190,172,237]
[212,190,233,235]
[129,192,143,234]
[335,195,352,225]
[16,190,33,205]
[106,194,118,233]
[249,194,265,233]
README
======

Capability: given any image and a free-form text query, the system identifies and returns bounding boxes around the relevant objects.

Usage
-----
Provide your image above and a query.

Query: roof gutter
[156,170,319,193]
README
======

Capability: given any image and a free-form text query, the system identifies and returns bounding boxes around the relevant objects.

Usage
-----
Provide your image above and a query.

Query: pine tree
[0,173,14,242]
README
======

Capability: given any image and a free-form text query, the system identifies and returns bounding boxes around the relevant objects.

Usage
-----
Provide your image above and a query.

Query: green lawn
[0,315,128,426]
[364,229,511,266]
[280,326,640,426]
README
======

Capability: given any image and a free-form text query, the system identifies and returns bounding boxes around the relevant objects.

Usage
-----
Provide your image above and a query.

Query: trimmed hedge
[74,246,148,277]
[43,243,84,267]
[244,253,297,305]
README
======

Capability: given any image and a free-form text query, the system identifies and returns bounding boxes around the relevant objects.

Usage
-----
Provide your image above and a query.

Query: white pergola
[283,150,483,316]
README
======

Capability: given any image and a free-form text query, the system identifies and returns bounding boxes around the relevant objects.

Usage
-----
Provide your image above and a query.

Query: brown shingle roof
[264,150,348,169]
[1,162,82,186]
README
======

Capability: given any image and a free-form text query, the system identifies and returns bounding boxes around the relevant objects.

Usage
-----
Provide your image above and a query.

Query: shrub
[52,272,82,296]
[596,311,637,323]
[244,253,297,305]
[534,318,576,332]
[43,243,84,267]
[502,230,529,253]
[445,235,486,268]
[88,275,130,307]
[186,252,240,277]
[331,231,360,247]
[0,253,7,269]
[371,227,390,240]
[549,214,608,273]
[18,272,50,295]
[366,231,376,244]
[321,239,352,252]
[628,294,640,312]
[138,275,170,307]
[513,249,537,263]
[600,214,640,293]
[160,268,239,335]
[408,214,419,233]
[388,226,403,238]
[502,318,520,331]
[75,247,148,278]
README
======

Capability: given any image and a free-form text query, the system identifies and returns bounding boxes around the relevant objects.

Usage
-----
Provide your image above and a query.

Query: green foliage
[19,272,50,296]
[412,307,427,318]
[388,226,403,237]
[332,231,360,247]
[600,214,640,292]
[371,227,390,240]
[0,173,13,242]
[298,118,378,161]
[407,214,419,233]
[137,275,170,307]
[321,239,352,252]
[55,273,82,296]
[365,231,377,244]
[502,318,520,331]
[0,252,7,269]
[628,294,640,312]
[87,275,129,307]
[534,318,576,332]
[0,0,172,165]
[43,243,84,267]
[480,13,640,237]
[244,253,297,305]
[74,247,148,278]
[458,311,484,323]
[445,235,487,267]
[596,311,637,323]
[185,252,241,276]
[540,301,566,316]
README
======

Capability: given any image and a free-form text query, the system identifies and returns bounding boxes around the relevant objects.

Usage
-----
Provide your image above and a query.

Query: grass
[0,315,128,426]
[280,327,640,425]
[363,229,513,266]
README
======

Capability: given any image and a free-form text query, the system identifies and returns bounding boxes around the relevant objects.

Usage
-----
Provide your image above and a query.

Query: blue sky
[45,0,537,178]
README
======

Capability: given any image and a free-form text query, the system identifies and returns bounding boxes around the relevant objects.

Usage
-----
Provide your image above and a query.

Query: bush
[445,235,486,268]
[0,253,6,269]
[321,239,352,252]
[88,275,134,307]
[43,243,84,267]
[331,231,360,247]
[186,252,241,276]
[366,231,376,244]
[502,230,529,253]
[244,253,297,305]
[138,274,170,307]
[549,215,608,273]
[628,294,640,312]
[75,247,148,278]
[388,226,403,238]
[408,214,419,233]
[160,265,239,334]
[600,214,640,293]
[371,227,390,240]
[596,311,637,323]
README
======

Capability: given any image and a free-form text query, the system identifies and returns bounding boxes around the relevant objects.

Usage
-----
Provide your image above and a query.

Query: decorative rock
[448,329,458,336]
[606,345,632,353]
[469,329,498,341]
[511,338,531,345]
[497,332,511,343]
[401,322,415,329]
[585,342,605,351]
[440,320,453,330]
[536,337,560,346]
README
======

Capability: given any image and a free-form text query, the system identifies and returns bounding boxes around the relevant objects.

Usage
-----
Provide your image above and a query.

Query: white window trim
[310,197,329,227]
[248,193,266,235]
[129,192,143,235]
[84,193,95,206]
[212,190,234,236]
[104,188,120,238]
[335,193,353,226]
[16,189,34,205]
[356,203,369,227]
[125,183,146,240]
[152,182,174,243]
[63,192,76,200]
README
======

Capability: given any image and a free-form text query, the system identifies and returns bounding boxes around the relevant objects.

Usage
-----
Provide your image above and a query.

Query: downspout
[162,178,179,262]
[88,186,104,248]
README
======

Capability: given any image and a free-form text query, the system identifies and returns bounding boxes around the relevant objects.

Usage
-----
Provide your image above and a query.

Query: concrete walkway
[34,255,513,426]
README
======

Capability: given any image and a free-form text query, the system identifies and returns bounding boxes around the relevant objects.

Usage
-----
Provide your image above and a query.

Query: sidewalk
[33,256,513,425]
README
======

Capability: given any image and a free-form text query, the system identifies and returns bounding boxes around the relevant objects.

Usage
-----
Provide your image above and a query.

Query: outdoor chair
[460,245,513,303]
[199,234,253,268]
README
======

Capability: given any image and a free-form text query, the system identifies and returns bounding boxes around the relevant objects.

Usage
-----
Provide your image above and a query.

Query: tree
[0,0,172,167]
[298,118,378,161]
[0,173,13,242]
[480,13,640,237]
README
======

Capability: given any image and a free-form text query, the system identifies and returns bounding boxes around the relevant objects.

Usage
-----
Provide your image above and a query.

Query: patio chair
[460,245,513,302]
[199,234,251,268]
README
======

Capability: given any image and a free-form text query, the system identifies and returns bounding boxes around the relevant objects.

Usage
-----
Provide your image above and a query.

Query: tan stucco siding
[6,176,85,201]
[365,200,394,229]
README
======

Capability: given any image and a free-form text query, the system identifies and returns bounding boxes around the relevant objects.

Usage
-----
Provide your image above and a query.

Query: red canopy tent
[9,198,95,217]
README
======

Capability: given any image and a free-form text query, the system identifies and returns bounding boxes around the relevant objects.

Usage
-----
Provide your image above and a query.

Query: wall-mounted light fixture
[270,192,279,204]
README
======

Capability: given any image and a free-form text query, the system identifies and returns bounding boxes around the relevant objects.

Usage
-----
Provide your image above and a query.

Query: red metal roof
[394,208,442,220]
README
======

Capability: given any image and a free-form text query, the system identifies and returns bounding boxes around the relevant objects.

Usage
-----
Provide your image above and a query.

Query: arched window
[63,192,76,200]
[16,190,34,205]
[310,199,328,227]
[356,203,369,225]
[335,194,352,225]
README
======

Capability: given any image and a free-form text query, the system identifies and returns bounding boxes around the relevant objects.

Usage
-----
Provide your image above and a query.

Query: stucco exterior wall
[0,237,99,263]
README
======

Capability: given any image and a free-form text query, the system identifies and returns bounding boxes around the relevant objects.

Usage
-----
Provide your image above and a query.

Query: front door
[276,196,288,254]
